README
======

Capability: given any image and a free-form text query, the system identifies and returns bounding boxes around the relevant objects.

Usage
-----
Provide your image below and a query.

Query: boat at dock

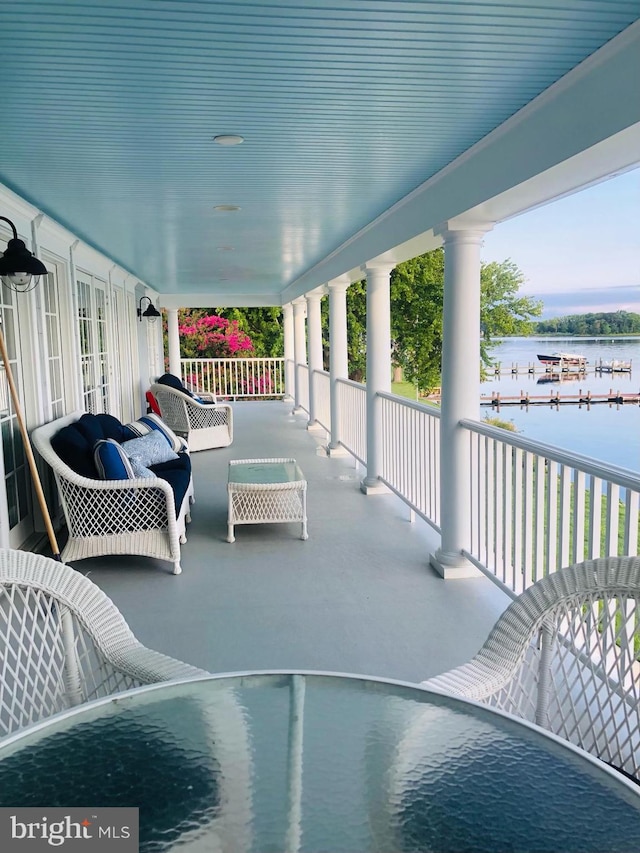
[537,351,587,367]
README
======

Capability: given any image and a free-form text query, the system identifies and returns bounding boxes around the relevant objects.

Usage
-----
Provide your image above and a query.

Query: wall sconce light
[0,216,48,292]
[137,295,161,323]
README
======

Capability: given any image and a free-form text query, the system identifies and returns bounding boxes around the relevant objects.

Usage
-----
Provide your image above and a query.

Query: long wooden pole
[0,321,61,559]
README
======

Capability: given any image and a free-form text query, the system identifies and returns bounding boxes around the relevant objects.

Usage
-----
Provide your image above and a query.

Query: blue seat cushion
[157,372,194,397]
[51,423,97,479]
[150,466,192,516]
[96,413,127,443]
[74,413,107,448]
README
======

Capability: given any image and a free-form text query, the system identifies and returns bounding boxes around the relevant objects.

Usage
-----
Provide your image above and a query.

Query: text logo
[0,808,138,851]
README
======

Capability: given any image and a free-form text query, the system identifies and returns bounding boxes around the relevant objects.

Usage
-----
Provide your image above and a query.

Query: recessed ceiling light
[217,245,234,251]
[213,135,244,146]
[213,205,241,212]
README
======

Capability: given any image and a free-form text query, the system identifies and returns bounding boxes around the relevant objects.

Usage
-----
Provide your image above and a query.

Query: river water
[482,337,640,473]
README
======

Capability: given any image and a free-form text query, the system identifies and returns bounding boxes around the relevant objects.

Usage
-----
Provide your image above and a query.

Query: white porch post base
[429,549,481,579]
[306,420,324,432]
[326,443,349,457]
[360,478,390,495]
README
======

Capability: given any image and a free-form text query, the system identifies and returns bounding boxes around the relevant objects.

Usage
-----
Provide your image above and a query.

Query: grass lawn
[391,381,419,400]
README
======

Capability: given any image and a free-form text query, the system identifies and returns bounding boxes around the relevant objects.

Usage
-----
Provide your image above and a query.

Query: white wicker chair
[422,556,640,779]
[151,383,233,452]
[0,549,210,737]
[31,411,194,575]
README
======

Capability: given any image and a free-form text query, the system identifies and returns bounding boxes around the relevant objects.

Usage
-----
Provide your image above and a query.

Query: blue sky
[481,167,640,319]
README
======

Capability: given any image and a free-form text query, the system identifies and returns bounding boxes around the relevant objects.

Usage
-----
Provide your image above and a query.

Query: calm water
[482,337,640,473]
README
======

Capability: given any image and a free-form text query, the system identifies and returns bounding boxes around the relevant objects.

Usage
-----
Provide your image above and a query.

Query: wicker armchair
[0,549,209,738]
[151,382,233,452]
[32,411,193,575]
[422,557,640,779]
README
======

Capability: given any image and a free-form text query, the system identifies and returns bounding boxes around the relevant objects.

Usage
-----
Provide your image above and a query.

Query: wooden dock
[491,358,632,376]
[482,389,640,408]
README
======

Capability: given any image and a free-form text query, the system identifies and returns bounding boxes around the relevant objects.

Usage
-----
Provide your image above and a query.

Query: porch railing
[379,393,441,531]
[295,364,309,413]
[461,419,640,596]
[336,378,367,464]
[333,383,639,597]
[312,370,331,432]
[181,358,285,399]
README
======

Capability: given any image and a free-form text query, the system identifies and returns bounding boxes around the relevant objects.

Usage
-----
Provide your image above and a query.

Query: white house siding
[0,183,154,549]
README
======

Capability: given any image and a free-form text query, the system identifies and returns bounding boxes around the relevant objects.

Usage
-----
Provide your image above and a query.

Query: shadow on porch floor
[53,401,511,683]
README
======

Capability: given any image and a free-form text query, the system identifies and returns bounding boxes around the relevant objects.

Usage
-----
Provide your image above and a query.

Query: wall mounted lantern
[0,215,59,558]
[0,216,48,292]
[137,295,161,323]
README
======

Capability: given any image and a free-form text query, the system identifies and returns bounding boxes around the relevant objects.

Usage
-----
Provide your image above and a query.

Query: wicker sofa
[31,411,194,574]
[151,373,233,452]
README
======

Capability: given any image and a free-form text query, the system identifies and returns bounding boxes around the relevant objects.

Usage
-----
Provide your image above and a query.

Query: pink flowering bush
[244,374,273,395]
[179,313,255,358]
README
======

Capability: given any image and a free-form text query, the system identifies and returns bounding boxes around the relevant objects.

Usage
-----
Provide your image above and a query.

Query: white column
[305,288,325,429]
[283,303,294,400]
[327,275,350,456]
[292,299,307,413]
[430,224,490,578]
[361,261,395,494]
[167,308,181,378]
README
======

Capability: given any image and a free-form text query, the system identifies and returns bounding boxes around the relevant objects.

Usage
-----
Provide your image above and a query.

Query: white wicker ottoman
[227,458,308,543]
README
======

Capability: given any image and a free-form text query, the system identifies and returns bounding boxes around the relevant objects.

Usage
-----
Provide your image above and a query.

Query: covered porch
[74,399,510,682]
[0,0,637,695]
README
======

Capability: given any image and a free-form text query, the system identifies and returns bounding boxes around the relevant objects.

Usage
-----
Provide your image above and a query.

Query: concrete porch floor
[69,401,511,683]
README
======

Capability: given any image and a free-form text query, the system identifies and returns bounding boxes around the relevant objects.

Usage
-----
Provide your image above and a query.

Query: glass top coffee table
[227,457,308,542]
[0,672,638,853]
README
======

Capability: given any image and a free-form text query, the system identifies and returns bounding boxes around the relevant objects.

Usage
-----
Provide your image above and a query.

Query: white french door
[76,273,111,414]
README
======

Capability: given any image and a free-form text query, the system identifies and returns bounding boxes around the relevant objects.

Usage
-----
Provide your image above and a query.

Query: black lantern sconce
[137,295,161,323]
[0,216,48,292]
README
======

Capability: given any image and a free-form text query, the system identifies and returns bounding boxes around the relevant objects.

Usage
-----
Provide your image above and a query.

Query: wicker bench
[31,411,194,574]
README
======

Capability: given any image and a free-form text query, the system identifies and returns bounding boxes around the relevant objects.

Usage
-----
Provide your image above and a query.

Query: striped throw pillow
[122,413,183,452]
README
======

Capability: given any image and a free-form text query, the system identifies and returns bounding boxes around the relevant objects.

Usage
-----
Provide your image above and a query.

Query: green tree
[480,259,542,366]
[334,251,541,391]
[536,311,640,335]
[390,250,445,391]
[215,307,284,357]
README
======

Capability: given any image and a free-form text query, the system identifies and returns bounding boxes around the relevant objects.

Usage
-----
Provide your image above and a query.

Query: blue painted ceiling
[1,1,638,299]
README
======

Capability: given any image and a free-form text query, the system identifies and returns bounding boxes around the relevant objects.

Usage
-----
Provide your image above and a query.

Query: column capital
[435,218,494,244]
[282,302,293,315]
[292,298,307,316]
[305,286,327,302]
[327,274,351,293]
[361,259,396,276]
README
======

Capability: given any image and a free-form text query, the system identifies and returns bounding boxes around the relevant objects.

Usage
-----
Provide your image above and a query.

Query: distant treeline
[536,311,640,335]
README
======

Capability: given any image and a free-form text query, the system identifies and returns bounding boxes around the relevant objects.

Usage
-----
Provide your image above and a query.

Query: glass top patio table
[0,672,638,853]
[227,458,305,485]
